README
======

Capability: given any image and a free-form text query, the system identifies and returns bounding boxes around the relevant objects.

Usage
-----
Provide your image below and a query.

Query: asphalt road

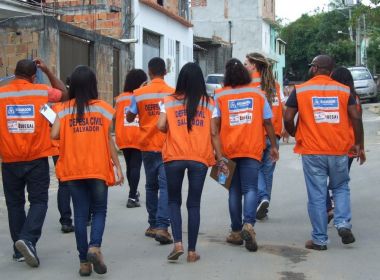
[0,105,379,280]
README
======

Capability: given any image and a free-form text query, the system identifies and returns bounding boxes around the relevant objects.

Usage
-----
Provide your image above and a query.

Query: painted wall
[191,0,272,61]
[133,0,193,87]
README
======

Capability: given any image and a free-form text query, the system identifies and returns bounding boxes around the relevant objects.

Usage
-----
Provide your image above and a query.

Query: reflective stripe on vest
[0,90,48,99]
[164,99,215,112]
[215,87,266,99]
[135,93,171,102]
[58,105,113,120]
[116,95,132,103]
[296,85,350,94]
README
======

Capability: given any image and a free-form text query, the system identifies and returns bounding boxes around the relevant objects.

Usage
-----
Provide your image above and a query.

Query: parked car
[205,74,224,96]
[348,66,378,102]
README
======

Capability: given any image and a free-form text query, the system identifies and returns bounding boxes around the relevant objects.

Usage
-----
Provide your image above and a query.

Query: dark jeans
[52,156,73,226]
[142,151,170,229]
[165,160,208,251]
[67,179,108,261]
[2,157,50,250]
[326,156,355,211]
[122,148,142,199]
[229,158,260,231]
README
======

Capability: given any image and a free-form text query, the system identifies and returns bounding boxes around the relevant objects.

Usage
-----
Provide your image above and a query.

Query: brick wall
[191,0,207,6]
[0,31,42,78]
[45,0,123,39]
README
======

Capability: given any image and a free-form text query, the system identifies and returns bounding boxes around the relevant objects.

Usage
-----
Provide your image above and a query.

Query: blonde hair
[246,52,276,105]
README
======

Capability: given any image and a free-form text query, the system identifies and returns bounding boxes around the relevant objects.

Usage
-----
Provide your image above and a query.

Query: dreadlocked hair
[246,52,276,106]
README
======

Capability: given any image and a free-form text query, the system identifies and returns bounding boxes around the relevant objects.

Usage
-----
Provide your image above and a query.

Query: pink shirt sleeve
[47,87,62,102]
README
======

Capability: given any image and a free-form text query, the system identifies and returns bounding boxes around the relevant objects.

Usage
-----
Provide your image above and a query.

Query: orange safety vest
[55,99,116,186]
[133,78,174,152]
[294,75,352,155]
[0,79,55,162]
[251,72,283,137]
[162,95,216,166]
[115,92,141,150]
[215,85,267,161]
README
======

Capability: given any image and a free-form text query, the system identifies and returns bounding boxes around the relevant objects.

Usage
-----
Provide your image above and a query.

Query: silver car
[205,74,224,97]
[348,66,378,102]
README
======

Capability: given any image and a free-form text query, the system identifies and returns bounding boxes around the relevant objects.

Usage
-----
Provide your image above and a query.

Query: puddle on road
[279,271,307,280]
[260,244,309,264]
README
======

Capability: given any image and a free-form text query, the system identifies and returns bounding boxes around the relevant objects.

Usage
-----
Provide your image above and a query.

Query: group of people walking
[0,52,364,276]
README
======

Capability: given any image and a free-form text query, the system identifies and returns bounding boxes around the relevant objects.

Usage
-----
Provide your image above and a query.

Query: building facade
[191,0,286,87]
[131,0,194,86]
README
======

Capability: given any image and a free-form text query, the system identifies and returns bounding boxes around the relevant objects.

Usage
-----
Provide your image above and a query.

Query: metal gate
[59,33,91,85]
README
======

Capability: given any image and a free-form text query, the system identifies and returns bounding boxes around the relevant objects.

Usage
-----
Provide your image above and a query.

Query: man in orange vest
[127,57,174,244]
[284,55,364,250]
[0,59,67,267]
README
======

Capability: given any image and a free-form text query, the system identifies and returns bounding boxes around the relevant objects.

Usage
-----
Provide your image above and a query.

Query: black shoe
[61,224,75,233]
[338,228,355,244]
[256,199,269,220]
[305,240,327,251]
[12,253,25,262]
[126,198,141,208]
[15,239,40,267]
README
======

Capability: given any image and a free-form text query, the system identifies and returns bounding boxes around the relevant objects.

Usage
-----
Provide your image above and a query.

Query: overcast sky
[276,0,373,23]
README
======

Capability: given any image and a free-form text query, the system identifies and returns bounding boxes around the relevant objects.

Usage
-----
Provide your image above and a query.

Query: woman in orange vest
[244,52,286,220]
[115,69,147,208]
[213,58,279,252]
[157,62,222,262]
[51,66,124,276]
[326,66,366,222]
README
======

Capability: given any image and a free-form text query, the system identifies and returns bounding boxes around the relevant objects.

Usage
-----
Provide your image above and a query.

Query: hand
[114,166,124,186]
[349,145,360,157]
[281,129,289,143]
[270,147,279,162]
[358,148,366,165]
[34,58,48,73]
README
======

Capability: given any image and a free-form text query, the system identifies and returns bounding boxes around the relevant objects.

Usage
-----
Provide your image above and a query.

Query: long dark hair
[246,52,276,105]
[123,69,147,92]
[173,62,209,131]
[68,65,98,120]
[224,58,251,88]
[331,67,357,98]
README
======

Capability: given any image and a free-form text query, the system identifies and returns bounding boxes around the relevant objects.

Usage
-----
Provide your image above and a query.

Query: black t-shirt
[285,88,356,108]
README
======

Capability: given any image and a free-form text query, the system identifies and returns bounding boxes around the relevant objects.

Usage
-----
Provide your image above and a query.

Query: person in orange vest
[115,69,147,208]
[157,62,223,262]
[51,66,124,276]
[244,52,287,220]
[127,57,174,244]
[214,58,279,252]
[284,55,364,250]
[325,66,366,223]
[0,58,68,267]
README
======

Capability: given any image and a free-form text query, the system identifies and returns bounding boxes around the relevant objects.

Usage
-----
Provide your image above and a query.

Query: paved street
[0,105,379,280]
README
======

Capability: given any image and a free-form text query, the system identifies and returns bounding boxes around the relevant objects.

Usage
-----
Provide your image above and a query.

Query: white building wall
[261,22,271,54]
[133,0,193,87]
[191,0,264,61]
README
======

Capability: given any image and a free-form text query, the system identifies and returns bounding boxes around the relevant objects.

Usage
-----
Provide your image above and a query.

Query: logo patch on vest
[7,120,35,133]
[6,105,35,119]
[228,98,253,126]
[312,97,340,124]
[312,97,339,110]
[124,107,139,127]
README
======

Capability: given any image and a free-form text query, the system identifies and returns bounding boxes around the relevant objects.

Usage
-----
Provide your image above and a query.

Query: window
[157,0,163,6]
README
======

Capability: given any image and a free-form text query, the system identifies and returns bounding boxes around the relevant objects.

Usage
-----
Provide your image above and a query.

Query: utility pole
[356,16,361,65]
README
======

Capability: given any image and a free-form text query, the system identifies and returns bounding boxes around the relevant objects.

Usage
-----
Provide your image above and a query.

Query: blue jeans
[302,155,352,246]
[2,158,49,250]
[67,179,108,261]
[165,160,208,251]
[229,158,260,231]
[122,148,142,199]
[142,152,170,229]
[257,136,279,203]
[52,156,72,226]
